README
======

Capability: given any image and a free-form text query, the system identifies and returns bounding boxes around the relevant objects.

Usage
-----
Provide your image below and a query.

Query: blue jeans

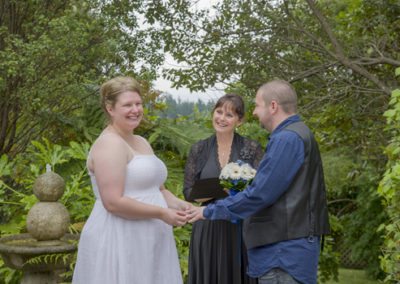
[258,268,300,284]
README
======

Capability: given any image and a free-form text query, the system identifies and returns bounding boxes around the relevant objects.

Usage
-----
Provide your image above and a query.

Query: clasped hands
[165,202,205,227]
[186,205,205,224]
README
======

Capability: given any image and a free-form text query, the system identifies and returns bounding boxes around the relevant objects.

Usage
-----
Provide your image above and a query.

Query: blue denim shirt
[204,115,320,284]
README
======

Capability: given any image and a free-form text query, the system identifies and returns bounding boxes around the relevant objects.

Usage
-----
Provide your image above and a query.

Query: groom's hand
[186,206,205,223]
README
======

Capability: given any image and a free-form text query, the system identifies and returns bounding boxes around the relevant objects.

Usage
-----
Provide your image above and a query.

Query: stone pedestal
[21,271,57,284]
[0,168,78,283]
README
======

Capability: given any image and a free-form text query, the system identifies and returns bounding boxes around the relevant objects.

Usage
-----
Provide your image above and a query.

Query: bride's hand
[186,206,205,223]
[160,208,187,227]
[176,200,194,211]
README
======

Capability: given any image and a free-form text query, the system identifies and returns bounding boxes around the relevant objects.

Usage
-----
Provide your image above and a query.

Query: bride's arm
[160,185,193,211]
[91,135,186,226]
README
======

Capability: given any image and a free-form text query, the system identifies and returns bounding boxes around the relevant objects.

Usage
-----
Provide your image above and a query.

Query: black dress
[184,133,264,284]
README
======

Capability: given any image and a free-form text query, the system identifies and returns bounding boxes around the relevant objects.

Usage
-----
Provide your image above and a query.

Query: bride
[72,76,190,284]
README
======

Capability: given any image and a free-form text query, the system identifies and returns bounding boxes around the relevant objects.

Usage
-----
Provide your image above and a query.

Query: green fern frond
[26,252,72,266]
[149,119,212,157]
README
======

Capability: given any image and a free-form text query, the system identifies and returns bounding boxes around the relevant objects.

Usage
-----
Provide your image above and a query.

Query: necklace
[217,138,233,168]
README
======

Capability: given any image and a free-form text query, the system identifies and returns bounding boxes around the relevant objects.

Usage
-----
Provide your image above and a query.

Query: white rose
[229,163,242,180]
[240,164,255,180]
[220,162,235,179]
[220,167,228,179]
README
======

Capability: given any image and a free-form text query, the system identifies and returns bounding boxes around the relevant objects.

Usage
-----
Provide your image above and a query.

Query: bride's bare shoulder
[133,134,153,153]
[92,132,126,153]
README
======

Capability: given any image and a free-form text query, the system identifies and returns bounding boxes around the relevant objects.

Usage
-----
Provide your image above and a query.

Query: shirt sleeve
[204,130,305,221]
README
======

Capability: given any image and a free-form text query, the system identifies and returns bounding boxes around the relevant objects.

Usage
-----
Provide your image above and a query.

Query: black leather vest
[243,121,330,249]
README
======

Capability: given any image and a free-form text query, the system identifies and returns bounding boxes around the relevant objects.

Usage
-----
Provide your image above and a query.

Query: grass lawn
[325,268,379,284]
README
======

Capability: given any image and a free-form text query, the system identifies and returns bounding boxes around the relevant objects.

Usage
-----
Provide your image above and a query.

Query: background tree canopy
[0,0,165,156]
[0,0,399,282]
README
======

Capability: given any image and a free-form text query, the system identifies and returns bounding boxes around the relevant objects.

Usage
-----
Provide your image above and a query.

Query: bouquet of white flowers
[219,160,257,196]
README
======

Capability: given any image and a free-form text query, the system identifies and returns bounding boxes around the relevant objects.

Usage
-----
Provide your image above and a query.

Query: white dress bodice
[73,155,183,284]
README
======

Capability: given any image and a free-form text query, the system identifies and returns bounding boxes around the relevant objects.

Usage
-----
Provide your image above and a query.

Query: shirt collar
[271,114,301,136]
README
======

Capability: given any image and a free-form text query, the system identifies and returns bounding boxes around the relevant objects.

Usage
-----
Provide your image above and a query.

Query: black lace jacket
[183,133,264,201]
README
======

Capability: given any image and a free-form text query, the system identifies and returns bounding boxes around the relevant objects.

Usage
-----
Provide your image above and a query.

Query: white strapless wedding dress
[72,155,183,284]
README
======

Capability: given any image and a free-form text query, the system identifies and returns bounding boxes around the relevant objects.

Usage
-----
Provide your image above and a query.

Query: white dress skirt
[72,155,183,284]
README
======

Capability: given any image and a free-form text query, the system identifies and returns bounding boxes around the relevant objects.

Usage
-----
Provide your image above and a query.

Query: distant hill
[158,94,215,118]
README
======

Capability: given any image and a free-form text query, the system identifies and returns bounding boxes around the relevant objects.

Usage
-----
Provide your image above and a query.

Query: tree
[157,0,399,150]
[0,0,165,156]
[378,68,400,282]
[158,94,214,118]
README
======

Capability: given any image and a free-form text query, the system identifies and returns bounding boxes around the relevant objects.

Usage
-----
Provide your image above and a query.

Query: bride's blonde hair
[100,76,142,119]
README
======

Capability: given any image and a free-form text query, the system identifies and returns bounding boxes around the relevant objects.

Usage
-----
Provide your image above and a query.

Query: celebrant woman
[183,94,264,284]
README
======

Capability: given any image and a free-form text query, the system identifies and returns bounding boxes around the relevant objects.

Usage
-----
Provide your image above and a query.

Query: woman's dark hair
[212,93,245,120]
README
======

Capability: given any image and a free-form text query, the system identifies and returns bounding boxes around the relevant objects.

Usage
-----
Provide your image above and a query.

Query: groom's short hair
[258,80,297,114]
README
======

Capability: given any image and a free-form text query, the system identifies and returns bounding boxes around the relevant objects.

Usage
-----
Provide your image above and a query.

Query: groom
[187,79,330,284]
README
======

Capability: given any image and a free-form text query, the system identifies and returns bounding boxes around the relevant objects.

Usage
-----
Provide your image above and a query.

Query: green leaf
[383,109,396,118]
[0,155,12,177]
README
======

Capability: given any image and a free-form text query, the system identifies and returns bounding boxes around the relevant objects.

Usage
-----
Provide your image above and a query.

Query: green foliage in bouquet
[219,179,250,192]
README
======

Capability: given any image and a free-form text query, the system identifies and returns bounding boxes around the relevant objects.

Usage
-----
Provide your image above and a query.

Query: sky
[153,63,225,103]
[153,0,224,103]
